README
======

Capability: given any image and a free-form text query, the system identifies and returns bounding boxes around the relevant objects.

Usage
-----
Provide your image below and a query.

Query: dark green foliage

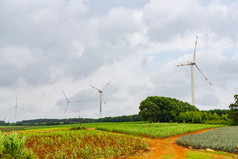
[139,96,198,122]
[98,114,142,122]
[176,126,238,153]
[70,126,86,130]
[229,94,238,124]
[204,109,230,116]
[176,111,232,125]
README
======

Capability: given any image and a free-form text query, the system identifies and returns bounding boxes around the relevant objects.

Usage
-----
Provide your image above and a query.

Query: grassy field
[83,122,224,138]
[0,124,83,132]
[185,150,235,159]
[1,122,224,138]
[176,126,238,153]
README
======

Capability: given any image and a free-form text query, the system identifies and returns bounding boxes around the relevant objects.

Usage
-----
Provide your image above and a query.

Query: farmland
[84,122,224,138]
[20,129,148,158]
[1,122,236,158]
[176,126,238,153]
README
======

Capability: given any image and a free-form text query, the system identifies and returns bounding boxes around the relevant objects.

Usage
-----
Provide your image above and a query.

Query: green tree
[139,100,160,122]
[229,94,238,124]
[139,96,198,122]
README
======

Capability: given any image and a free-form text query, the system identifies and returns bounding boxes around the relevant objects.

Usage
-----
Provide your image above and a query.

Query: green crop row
[176,126,238,153]
[20,129,148,158]
[90,122,224,138]
[0,132,34,158]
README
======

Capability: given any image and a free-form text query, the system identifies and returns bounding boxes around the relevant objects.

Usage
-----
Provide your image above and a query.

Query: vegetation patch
[0,126,29,132]
[176,126,238,153]
[0,132,34,158]
[21,129,148,158]
[93,122,223,138]
[186,150,235,159]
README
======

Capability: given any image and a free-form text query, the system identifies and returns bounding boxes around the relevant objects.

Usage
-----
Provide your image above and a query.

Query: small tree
[229,94,238,124]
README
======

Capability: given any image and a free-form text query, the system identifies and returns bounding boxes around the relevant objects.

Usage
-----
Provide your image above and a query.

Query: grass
[186,150,236,159]
[86,122,224,138]
[176,126,238,153]
[0,124,83,132]
[0,126,31,132]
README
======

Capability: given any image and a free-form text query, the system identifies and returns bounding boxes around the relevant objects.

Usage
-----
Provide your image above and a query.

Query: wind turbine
[177,36,212,106]
[9,97,23,123]
[62,91,80,113]
[90,81,111,118]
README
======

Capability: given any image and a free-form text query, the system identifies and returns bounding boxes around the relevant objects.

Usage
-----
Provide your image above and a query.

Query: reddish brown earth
[136,129,212,159]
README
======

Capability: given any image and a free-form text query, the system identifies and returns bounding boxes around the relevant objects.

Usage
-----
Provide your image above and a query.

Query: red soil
[136,129,212,159]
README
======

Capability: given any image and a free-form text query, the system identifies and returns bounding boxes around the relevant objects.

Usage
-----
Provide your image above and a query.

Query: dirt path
[137,129,211,159]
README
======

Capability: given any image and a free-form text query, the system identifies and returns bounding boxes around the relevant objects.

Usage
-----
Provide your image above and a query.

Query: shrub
[70,126,86,130]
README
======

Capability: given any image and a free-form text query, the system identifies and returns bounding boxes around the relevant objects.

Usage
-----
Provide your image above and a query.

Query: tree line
[0,114,142,126]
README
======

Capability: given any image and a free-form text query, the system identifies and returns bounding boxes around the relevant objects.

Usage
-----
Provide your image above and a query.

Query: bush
[70,126,86,130]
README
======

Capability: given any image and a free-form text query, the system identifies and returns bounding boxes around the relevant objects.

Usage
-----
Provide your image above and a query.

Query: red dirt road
[137,129,211,159]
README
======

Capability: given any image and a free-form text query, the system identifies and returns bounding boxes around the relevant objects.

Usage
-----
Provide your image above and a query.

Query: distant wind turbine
[9,97,24,123]
[90,81,111,118]
[177,36,212,106]
[62,91,80,113]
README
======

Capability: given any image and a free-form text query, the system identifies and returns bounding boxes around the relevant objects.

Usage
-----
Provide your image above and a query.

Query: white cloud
[0,0,238,122]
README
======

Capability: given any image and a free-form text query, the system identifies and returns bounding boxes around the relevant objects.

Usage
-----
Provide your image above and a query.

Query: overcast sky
[0,0,238,122]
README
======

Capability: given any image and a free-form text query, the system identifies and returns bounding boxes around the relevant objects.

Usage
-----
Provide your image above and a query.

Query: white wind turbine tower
[10,97,24,123]
[90,81,111,118]
[62,91,80,113]
[177,36,212,106]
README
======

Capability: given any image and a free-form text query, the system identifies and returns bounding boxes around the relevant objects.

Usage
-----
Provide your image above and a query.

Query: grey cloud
[196,94,219,106]
[151,66,191,99]
[0,65,21,87]
[97,7,142,44]
[142,0,238,42]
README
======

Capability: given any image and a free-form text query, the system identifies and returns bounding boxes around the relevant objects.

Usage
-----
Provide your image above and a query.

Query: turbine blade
[62,91,70,102]
[64,103,69,113]
[102,81,111,91]
[193,36,198,62]
[9,106,16,111]
[18,106,24,111]
[71,100,80,103]
[90,85,101,92]
[177,63,190,67]
[195,64,212,86]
